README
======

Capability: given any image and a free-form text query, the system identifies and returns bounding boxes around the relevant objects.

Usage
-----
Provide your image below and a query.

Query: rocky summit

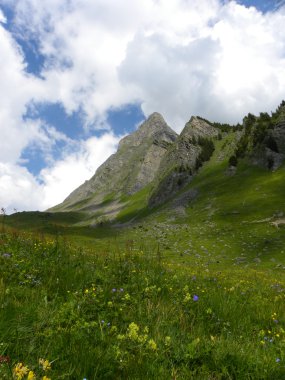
[49,112,178,222]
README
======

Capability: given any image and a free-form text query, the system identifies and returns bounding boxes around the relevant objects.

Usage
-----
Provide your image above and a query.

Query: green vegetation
[0,228,285,380]
[195,137,215,170]
[230,101,285,167]
[2,102,285,379]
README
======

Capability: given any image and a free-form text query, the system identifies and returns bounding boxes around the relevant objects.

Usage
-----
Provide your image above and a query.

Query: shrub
[229,155,238,167]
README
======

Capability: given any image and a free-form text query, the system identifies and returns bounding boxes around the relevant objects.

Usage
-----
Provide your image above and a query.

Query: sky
[0,0,285,213]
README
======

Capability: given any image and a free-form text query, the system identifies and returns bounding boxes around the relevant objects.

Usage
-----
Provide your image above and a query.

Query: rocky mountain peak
[118,112,176,149]
[51,112,178,216]
[145,111,165,123]
[181,116,219,139]
[137,112,169,134]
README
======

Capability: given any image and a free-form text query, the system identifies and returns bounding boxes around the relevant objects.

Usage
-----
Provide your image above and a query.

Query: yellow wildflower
[124,293,131,301]
[27,371,36,380]
[183,293,191,303]
[138,334,148,343]
[39,358,51,371]
[164,336,171,346]
[148,339,157,351]
[127,322,139,341]
[13,363,29,380]
[42,376,51,380]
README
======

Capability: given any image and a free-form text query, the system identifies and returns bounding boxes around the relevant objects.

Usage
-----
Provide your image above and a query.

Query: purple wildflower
[193,295,199,302]
[2,253,11,258]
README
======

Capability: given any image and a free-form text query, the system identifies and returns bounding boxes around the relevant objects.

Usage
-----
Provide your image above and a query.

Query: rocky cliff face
[148,117,219,207]
[50,113,177,214]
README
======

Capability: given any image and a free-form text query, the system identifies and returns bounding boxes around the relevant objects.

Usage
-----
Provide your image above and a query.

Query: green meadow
[1,140,285,379]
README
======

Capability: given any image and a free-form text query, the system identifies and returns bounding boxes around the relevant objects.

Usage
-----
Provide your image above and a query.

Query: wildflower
[42,376,51,380]
[124,293,131,301]
[13,363,29,379]
[148,339,157,351]
[39,358,51,371]
[27,371,36,380]
[193,295,199,302]
[276,358,281,363]
[183,293,191,303]
[127,322,139,341]
[2,253,11,258]
[164,336,171,346]
[112,288,117,292]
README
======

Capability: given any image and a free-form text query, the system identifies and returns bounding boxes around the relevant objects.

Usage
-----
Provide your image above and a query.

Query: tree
[1,207,6,233]
[229,155,238,167]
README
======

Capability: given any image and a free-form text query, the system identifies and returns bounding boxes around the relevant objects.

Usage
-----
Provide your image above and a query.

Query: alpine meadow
[1,101,285,379]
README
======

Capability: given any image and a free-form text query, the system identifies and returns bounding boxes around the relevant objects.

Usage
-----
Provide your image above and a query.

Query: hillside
[1,102,285,379]
[49,112,177,224]
[46,101,285,228]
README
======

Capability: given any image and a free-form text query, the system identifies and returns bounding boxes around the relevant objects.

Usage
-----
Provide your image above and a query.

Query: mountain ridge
[49,101,285,226]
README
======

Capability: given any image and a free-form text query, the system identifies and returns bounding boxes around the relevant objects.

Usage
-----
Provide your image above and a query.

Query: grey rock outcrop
[50,113,177,214]
[148,117,218,207]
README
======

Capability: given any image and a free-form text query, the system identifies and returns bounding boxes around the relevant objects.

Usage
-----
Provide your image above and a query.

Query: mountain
[49,101,285,226]
[148,116,219,207]
[50,112,178,223]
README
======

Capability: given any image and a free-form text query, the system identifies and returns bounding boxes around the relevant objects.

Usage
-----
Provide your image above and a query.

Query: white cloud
[0,20,43,162]
[0,163,43,212]
[4,0,285,129]
[0,133,120,213]
[120,1,285,127]
[40,132,120,209]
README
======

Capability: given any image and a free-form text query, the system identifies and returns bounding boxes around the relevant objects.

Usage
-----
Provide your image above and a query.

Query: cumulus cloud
[3,0,285,129]
[0,163,43,212]
[0,17,44,162]
[39,132,120,209]
[0,133,120,213]
[120,1,285,127]
[1,0,285,211]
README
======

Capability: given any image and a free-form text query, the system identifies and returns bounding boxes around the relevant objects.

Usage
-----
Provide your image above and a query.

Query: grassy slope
[1,132,285,378]
[0,229,284,379]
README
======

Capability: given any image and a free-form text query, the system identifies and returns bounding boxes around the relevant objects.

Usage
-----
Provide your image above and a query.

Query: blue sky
[0,0,285,212]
